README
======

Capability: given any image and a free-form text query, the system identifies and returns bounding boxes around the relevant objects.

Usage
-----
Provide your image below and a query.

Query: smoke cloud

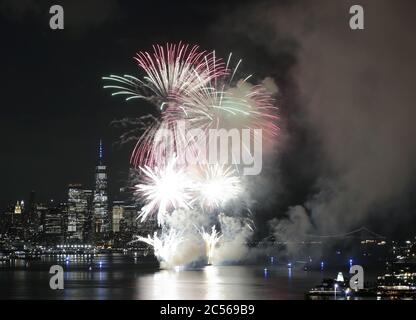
[211,213,253,264]
[220,0,416,238]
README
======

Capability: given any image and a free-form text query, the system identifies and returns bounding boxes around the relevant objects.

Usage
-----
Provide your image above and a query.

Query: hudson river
[0,253,362,299]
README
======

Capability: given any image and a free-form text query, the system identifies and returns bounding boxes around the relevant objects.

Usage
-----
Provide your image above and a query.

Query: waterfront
[0,253,365,300]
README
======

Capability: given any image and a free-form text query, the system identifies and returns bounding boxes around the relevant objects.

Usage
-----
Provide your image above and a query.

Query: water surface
[0,254,361,300]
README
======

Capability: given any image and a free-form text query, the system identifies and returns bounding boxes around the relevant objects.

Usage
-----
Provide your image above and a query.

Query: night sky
[1,0,416,238]
[0,0,231,203]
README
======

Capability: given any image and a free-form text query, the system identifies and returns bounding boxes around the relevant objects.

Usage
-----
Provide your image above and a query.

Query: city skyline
[0,139,128,207]
[0,138,156,249]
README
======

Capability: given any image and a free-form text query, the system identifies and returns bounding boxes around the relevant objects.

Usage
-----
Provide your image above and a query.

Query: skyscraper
[112,201,124,233]
[14,201,22,214]
[43,202,66,244]
[67,184,93,242]
[93,140,109,234]
[24,190,37,230]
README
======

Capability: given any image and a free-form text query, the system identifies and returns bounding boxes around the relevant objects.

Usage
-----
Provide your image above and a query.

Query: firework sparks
[177,57,279,138]
[135,163,242,224]
[135,157,193,225]
[135,42,227,100]
[195,164,242,209]
[200,226,222,265]
[134,230,184,268]
[104,42,227,108]
[103,44,279,168]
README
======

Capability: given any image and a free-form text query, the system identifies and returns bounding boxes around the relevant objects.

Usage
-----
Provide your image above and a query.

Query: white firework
[200,225,222,265]
[135,230,184,267]
[135,158,193,225]
[196,165,242,209]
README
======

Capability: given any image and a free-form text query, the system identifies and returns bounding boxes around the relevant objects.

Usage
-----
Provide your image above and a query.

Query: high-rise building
[67,184,93,242]
[119,204,138,246]
[23,190,38,235]
[14,201,22,214]
[93,140,109,233]
[27,190,36,223]
[36,203,49,231]
[112,201,124,233]
[4,202,24,239]
[44,203,65,243]
[118,203,157,249]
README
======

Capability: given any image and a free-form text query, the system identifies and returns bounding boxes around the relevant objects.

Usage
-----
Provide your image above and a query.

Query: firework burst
[176,57,279,138]
[200,226,222,265]
[135,42,227,101]
[103,44,279,168]
[104,42,227,108]
[135,157,193,224]
[104,42,279,268]
[194,164,242,210]
[134,230,184,268]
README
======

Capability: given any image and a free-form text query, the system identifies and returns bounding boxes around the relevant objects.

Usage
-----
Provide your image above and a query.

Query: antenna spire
[99,139,103,162]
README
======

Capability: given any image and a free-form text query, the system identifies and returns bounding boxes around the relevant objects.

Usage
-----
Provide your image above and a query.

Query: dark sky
[0,0,233,205]
[1,0,416,237]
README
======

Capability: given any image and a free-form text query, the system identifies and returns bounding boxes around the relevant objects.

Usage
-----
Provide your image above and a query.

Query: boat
[308,271,379,299]
[308,277,348,297]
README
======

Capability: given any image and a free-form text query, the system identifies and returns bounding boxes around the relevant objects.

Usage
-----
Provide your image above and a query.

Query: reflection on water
[0,254,336,300]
